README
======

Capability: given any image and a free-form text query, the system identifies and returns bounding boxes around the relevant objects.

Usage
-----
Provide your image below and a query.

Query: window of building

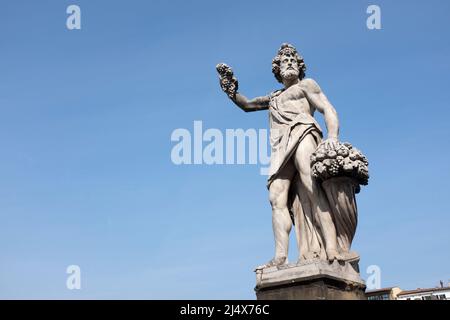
[368,294,390,300]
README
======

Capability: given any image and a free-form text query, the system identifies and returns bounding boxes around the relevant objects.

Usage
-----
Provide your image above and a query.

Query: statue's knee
[269,179,290,210]
[269,192,288,210]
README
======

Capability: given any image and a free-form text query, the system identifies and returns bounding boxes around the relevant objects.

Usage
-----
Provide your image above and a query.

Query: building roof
[397,287,450,297]
[366,287,397,294]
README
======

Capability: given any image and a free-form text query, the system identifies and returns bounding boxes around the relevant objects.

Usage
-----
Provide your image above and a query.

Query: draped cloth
[266,89,323,186]
[266,91,328,260]
[322,177,359,255]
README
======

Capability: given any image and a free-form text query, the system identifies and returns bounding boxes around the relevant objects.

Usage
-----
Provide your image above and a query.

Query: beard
[281,68,299,81]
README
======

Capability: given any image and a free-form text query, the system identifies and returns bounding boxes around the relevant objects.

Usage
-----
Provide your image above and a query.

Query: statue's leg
[294,134,342,262]
[295,181,323,261]
[259,160,296,269]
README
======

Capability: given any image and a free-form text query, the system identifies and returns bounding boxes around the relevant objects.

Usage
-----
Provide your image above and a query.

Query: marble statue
[217,43,369,270]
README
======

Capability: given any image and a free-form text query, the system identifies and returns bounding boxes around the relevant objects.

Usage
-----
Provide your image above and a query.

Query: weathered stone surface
[255,259,366,300]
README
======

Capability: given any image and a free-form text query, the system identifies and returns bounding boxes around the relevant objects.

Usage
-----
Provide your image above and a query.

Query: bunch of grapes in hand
[216,63,238,99]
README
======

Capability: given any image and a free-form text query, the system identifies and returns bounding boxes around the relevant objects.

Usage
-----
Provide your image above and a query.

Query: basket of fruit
[311,141,369,193]
[310,141,369,254]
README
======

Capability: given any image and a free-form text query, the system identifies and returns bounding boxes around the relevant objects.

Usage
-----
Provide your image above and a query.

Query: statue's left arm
[302,78,339,149]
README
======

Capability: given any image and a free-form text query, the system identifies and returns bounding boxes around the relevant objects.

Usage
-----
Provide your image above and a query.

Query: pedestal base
[255,259,366,300]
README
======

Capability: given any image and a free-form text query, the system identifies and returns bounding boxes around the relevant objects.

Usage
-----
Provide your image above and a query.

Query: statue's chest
[276,85,307,106]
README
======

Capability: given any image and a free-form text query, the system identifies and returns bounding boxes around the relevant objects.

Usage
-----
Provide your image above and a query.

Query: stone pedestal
[255,259,366,300]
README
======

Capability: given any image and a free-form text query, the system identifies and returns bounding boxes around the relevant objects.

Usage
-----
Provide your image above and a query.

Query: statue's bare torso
[273,82,315,116]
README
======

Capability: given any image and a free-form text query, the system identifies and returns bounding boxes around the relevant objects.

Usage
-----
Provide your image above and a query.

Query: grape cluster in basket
[311,141,369,188]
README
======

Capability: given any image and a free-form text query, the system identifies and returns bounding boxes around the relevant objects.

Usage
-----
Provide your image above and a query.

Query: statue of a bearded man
[217,43,368,269]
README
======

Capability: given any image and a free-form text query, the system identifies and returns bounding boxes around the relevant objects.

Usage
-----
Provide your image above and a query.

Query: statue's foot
[254,256,287,271]
[326,249,344,262]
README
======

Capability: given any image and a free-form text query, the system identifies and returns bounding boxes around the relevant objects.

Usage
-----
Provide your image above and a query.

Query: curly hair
[272,43,306,83]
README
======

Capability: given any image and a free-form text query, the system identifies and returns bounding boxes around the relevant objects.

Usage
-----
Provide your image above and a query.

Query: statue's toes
[326,249,342,262]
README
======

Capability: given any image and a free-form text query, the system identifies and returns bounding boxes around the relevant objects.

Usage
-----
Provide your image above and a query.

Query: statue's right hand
[216,63,233,77]
[216,63,238,99]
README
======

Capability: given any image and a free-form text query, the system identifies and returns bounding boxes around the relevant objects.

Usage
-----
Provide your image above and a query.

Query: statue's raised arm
[216,63,269,112]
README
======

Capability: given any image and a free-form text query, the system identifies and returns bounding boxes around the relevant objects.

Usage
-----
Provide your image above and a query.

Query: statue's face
[279,54,299,81]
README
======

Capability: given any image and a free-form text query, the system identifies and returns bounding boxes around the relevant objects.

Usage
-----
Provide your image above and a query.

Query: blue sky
[0,0,449,299]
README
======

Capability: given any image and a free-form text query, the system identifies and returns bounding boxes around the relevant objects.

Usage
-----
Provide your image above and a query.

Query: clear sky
[0,0,449,299]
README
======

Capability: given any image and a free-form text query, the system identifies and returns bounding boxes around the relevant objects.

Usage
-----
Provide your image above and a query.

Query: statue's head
[272,43,306,83]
